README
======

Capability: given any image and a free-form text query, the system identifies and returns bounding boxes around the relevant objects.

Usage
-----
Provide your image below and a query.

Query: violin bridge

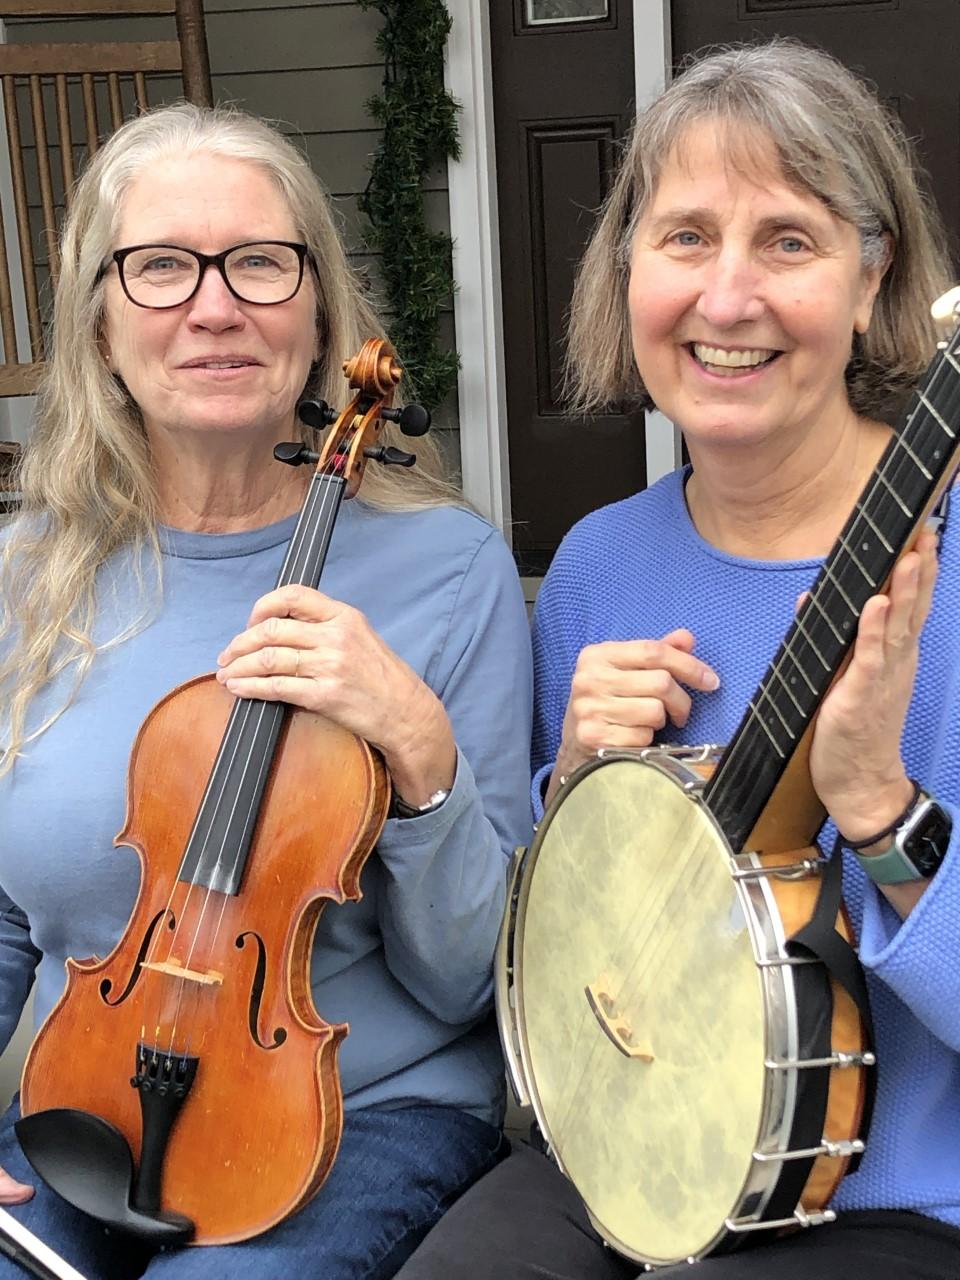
[141,959,223,987]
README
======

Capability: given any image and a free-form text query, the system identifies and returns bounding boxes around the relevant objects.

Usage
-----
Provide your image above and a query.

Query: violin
[15,340,431,1247]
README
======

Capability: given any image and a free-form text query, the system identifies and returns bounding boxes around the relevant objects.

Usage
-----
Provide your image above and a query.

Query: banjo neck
[702,306,960,856]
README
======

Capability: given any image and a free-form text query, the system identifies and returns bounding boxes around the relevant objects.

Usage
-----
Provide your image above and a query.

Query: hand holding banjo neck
[706,287,960,857]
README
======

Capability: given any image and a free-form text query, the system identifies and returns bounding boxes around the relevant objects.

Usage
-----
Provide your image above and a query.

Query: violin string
[136,695,258,1063]
[161,448,347,1062]
[166,470,339,1059]
[158,477,336,1064]
[181,461,347,1050]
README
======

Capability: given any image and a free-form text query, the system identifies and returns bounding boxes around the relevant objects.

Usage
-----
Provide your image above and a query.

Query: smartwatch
[852,791,952,885]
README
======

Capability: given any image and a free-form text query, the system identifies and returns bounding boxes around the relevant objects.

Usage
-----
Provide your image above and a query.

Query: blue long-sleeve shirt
[0,498,534,1126]
[531,467,960,1225]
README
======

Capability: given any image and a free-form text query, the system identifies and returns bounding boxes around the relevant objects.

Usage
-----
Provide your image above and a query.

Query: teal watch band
[849,790,951,885]
[853,841,923,885]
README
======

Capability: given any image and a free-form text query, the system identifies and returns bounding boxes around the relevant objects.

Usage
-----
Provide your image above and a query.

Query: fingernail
[703,671,720,691]
[216,651,227,665]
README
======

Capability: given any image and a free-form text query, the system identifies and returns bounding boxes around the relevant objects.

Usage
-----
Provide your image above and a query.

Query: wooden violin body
[20,674,389,1244]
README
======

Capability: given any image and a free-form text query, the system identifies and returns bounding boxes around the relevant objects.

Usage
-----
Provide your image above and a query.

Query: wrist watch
[390,787,450,820]
[851,790,952,885]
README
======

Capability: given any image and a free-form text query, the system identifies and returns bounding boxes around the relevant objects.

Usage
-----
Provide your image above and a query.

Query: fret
[781,634,819,695]
[875,469,913,517]
[821,561,858,616]
[856,503,893,553]
[793,614,831,671]
[747,701,787,758]
[896,434,933,480]
[807,589,845,642]
[944,348,960,376]
[756,683,797,739]
[919,390,957,439]
[835,531,877,588]
[768,662,806,716]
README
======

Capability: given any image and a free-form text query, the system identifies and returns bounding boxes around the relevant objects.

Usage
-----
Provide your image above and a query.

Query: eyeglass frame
[99,240,314,310]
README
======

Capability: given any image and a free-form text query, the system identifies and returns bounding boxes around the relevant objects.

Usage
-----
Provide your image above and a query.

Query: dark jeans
[394,1142,960,1280]
[0,1097,507,1280]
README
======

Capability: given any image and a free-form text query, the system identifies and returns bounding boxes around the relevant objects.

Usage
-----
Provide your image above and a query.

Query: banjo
[497,288,960,1267]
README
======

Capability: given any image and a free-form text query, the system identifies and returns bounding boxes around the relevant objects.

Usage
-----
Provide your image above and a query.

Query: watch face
[905,804,952,877]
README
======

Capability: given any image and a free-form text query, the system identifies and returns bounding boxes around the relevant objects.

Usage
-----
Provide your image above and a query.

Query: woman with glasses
[0,103,532,1279]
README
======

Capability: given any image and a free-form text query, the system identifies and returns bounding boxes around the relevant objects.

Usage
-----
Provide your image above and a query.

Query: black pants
[393,1142,960,1280]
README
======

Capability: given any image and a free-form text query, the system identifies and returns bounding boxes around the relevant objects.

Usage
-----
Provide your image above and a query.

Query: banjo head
[514,755,768,1263]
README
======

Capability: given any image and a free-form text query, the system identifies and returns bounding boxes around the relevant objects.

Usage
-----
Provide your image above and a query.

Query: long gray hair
[0,102,457,775]
[567,39,952,417]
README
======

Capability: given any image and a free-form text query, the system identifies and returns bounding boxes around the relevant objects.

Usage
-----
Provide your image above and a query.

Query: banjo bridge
[584,977,653,1062]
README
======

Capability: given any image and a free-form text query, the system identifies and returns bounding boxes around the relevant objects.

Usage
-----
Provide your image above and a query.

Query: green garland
[357,0,461,411]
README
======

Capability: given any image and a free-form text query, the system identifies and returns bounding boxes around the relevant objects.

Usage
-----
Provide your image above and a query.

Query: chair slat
[29,76,61,291]
[0,1,175,13]
[0,201,20,365]
[107,72,123,130]
[1,78,43,359]
[81,73,98,155]
[54,75,75,204]
[0,43,182,78]
[0,367,43,396]
[133,70,148,113]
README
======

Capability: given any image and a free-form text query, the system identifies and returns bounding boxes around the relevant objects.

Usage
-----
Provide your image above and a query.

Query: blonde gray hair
[567,38,952,416]
[0,102,457,774]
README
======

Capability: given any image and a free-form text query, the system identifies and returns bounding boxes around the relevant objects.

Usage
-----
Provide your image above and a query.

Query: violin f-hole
[236,931,287,1050]
[100,909,175,1007]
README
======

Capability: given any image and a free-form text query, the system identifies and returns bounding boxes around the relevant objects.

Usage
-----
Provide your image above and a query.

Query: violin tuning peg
[363,446,417,467]
[398,404,431,436]
[297,399,338,430]
[274,442,320,467]
[379,404,431,436]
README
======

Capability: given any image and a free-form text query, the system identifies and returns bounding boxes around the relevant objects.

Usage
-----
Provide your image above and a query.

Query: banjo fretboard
[703,320,960,852]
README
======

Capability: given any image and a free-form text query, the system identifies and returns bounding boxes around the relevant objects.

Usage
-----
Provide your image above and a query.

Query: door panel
[672,1,960,265]
[491,0,644,572]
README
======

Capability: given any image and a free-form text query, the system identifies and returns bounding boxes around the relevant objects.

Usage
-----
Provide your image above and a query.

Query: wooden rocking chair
[0,0,212,398]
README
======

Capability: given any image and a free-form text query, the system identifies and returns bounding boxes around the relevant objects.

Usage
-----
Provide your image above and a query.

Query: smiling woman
[0,104,532,1279]
[394,38,960,1280]
[626,120,888,470]
[99,152,321,526]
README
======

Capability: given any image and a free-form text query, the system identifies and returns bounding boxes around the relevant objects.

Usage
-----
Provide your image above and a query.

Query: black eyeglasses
[102,241,311,309]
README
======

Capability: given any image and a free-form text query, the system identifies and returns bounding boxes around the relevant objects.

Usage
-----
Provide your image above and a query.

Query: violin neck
[275,472,347,591]
[177,470,347,896]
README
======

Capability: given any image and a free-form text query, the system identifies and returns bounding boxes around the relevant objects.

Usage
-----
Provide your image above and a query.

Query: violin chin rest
[15,1109,194,1246]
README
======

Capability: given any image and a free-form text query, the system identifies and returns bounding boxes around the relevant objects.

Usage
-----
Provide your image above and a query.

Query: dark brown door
[490,0,644,574]
[672,0,960,265]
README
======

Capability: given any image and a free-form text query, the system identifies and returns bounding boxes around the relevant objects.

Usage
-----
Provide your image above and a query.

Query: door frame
[446,0,678,533]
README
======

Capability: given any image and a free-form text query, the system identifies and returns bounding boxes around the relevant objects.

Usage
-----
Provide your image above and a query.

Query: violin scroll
[278,339,431,485]
[342,342,402,397]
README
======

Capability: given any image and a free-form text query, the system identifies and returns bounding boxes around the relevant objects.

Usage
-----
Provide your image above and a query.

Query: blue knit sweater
[1,499,534,1128]
[531,468,960,1227]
